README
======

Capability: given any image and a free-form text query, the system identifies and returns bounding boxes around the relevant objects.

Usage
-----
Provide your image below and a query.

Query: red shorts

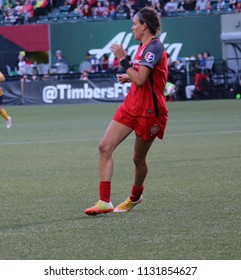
[113,106,168,141]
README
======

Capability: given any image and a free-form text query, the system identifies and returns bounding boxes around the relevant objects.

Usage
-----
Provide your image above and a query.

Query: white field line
[1,130,241,146]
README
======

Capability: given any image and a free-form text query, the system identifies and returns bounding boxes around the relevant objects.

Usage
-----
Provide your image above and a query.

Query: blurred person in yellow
[0,71,12,128]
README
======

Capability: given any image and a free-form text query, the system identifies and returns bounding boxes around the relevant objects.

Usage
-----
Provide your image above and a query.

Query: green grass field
[0,100,241,260]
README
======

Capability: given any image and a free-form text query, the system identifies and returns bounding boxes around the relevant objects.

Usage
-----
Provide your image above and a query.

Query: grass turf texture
[0,100,241,260]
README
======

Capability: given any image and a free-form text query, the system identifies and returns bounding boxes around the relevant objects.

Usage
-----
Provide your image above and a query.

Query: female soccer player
[0,71,12,128]
[85,7,168,215]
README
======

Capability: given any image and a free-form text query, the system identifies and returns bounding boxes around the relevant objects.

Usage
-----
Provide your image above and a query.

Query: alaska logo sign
[89,32,182,64]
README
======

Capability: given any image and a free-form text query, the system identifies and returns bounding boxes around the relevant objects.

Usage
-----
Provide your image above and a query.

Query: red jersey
[122,38,168,117]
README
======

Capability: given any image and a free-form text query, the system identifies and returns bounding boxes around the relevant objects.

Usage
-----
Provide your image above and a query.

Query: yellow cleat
[113,196,142,213]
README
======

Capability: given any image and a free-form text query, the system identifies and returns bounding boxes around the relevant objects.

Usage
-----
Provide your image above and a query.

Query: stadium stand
[0,0,239,26]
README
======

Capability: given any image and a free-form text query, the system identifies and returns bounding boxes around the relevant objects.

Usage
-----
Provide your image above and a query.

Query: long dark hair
[137,7,161,36]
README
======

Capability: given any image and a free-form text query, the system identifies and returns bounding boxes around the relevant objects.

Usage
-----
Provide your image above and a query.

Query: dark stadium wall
[0,36,23,75]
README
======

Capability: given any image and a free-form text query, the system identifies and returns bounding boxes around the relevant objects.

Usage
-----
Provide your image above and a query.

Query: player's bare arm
[125,65,151,86]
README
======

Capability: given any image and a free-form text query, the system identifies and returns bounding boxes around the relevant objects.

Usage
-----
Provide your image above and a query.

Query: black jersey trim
[149,72,160,117]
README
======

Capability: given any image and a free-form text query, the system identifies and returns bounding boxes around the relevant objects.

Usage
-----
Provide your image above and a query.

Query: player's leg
[114,136,155,213]
[99,120,133,182]
[132,136,155,188]
[85,120,133,216]
[0,95,12,128]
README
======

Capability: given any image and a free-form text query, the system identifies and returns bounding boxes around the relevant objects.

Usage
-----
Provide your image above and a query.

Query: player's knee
[99,141,106,154]
[133,155,144,167]
[99,140,111,156]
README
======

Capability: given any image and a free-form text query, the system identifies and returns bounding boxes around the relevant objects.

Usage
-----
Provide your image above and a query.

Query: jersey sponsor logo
[144,52,155,63]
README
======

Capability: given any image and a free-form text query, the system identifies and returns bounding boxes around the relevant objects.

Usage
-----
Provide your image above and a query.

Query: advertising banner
[2,81,22,105]
[2,78,130,105]
[50,16,221,67]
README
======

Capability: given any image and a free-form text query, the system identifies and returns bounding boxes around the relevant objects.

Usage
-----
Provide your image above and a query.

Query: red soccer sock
[99,181,111,203]
[130,184,144,202]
